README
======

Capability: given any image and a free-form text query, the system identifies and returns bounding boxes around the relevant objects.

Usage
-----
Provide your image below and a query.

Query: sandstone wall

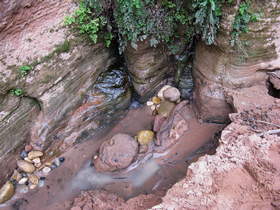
[125,40,172,100]
[193,0,280,122]
[0,0,130,183]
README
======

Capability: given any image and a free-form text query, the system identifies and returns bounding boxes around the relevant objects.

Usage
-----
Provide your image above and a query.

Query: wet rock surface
[157,101,175,118]
[94,134,138,172]
[156,101,190,149]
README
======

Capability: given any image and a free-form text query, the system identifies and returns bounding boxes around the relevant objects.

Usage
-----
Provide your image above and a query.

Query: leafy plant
[114,0,188,52]
[228,0,261,62]
[66,0,188,53]
[192,0,223,45]
[10,88,24,97]
[53,40,71,54]
[230,0,260,47]
[64,2,107,44]
[19,65,32,76]
[65,0,246,53]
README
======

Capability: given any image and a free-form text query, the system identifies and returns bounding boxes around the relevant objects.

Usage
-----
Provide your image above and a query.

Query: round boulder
[94,134,138,172]
[163,87,181,102]
[137,130,154,145]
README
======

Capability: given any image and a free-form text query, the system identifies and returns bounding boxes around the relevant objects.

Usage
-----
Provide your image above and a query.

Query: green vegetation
[17,40,71,78]
[114,0,188,52]
[19,65,32,76]
[10,88,24,97]
[64,2,108,44]
[64,0,259,54]
[65,0,188,53]
[64,0,242,53]
[230,0,260,47]
[229,0,260,60]
[192,0,223,45]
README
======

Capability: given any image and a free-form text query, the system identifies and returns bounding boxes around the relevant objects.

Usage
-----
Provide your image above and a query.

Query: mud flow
[0,100,224,210]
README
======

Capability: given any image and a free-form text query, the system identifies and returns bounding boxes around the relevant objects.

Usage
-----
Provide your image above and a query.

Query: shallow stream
[0,104,224,210]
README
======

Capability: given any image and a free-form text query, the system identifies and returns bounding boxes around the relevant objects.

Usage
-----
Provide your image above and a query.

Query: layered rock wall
[193,0,280,122]
[125,40,172,100]
[0,0,130,184]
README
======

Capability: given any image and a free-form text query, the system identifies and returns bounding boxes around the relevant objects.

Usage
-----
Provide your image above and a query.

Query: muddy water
[1,105,224,210]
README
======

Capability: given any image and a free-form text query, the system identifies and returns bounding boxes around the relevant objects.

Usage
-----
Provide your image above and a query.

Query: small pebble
[11,170,22,182]
[20,151,28,159]
[28,151,43,160]
[42,167,51,174]
[29,184,37,190]
[151,105,156,111]
[59,157,65,163]
[24,145,33,152]
[0,181,15,204]
[53,158,60,167]
[21,173,28,177]
[146,101,153,106]
[28,174,39,185]
[24,157,33,163]
[93,155,98,160]
[34,162,42,168]
[17,160,35,173]
[18,177,28,185]
[38,179,45,188]
[152,96,161,104]
[137,130,155,145]
[45,161,52,167]
[50,163,57,170]
[32,158,41,164]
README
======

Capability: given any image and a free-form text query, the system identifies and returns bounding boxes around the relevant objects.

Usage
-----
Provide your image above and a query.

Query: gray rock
[17,160,35,173]
[94,134,138,172]
[163,87,181,102]
[0,181,15,204]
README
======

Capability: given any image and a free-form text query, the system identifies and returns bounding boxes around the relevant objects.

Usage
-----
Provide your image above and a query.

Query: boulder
[163,87,180,102]
[93,134,138,172]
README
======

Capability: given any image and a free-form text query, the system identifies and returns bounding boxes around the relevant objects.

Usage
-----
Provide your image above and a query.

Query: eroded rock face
[125,40,172,100]
[193,0,280,122]
[0,0,130,184]
[153,88,280,210]
[0,96,39,185]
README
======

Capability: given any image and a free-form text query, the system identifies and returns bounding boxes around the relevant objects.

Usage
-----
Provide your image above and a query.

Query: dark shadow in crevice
[267,80,280,99]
